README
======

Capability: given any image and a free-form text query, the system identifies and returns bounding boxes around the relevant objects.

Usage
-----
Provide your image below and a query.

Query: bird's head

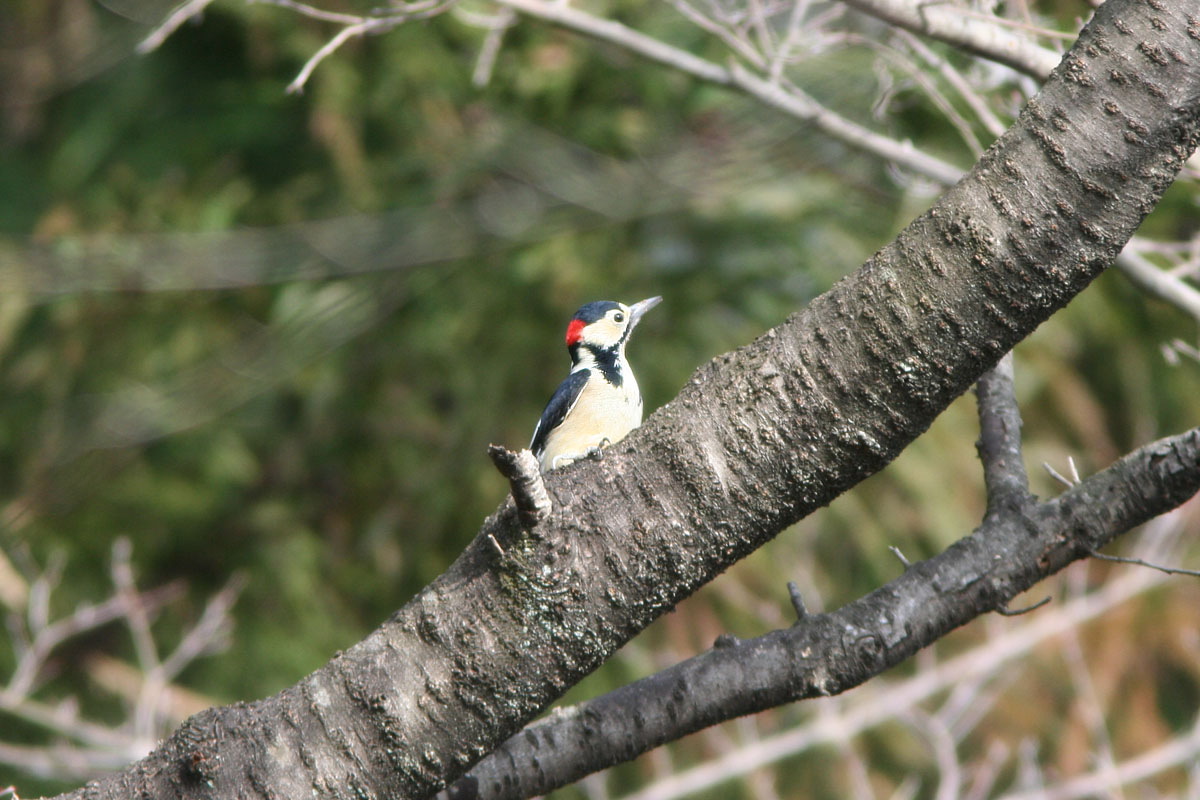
[565,296,661,359]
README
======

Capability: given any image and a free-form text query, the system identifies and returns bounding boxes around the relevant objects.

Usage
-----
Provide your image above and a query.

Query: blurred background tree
[0,0,1198,797]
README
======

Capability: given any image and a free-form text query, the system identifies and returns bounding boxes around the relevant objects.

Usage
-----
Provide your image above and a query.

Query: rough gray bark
[53,1,1200,798]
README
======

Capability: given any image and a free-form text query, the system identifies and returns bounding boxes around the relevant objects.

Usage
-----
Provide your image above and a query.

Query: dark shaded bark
[53,1,1200,798]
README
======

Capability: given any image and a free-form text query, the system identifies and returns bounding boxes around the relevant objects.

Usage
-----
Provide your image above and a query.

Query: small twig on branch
[994,596,1051,616]
[0,549,28,613]
[786,581,808,619]
[768,0,812,81]
[844,31,985,155]
[486,534,505,557]
[1043,459,1080,489]
[888,545,912,568]
[488,444,552,528]
[1087,548,1200,578]
[728,62,968,186]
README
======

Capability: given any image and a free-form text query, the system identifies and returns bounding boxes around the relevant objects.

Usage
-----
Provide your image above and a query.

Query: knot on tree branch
[488,444,552,528]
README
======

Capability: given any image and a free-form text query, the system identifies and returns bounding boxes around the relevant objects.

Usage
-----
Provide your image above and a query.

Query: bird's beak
[627,296,662,331]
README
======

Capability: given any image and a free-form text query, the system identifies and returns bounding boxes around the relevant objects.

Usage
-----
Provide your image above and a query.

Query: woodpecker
[530,296,662,471]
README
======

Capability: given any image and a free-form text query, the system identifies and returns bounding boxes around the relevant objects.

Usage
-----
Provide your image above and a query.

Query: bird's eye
[613,312,625,323]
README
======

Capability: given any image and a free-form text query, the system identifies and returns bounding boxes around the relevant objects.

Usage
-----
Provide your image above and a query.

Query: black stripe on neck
[578,344,622,386]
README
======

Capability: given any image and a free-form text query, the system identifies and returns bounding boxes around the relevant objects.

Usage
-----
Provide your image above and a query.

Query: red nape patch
[565,319,586,346]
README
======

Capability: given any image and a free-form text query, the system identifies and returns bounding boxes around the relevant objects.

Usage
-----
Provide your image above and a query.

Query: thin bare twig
[1163,339,1200,366]
[834,31,985,155]
[1059,628,1122,797]
[269,0,452,93]
[1043,464,1072,487]
[896,29,1007,138]
[746,0,777,63]
[249,0,367,25]
[137,0,218,54]
[999,711,1200,800]
[729,63,967,185]
[669,0,768,69]
[994,596,1050,616]
[288,20,381,94]
[470,7,516,88]
[112,537,160,675]
[1,545,241,781]
[769,0,813,81]
[1086,548,1200,577]
[159,573,246,680]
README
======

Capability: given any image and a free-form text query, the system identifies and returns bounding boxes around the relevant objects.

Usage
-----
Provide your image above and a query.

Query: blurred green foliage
[1,0,1198,797]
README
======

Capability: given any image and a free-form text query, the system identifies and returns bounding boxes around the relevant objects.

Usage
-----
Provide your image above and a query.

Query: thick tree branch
[56,1,1200,798]
[445,425,1200,799]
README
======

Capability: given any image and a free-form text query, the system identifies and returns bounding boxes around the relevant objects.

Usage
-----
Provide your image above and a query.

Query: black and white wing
[529,369,591,460]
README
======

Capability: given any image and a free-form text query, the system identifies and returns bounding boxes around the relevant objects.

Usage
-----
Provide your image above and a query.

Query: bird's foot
[585,438,613,460]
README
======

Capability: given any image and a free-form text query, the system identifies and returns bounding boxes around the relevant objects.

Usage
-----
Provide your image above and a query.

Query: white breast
[539,365,643,470]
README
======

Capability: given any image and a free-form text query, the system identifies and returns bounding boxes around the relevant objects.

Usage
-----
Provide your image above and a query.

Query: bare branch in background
[137,0,218,54]
[837,0,1061,77]
[136,0,1200,326]
[1000,710,1200,800]
[0,542,242,780]
[285,0,455,94]
[467,6,516,88]
[1118,247,1200,325]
